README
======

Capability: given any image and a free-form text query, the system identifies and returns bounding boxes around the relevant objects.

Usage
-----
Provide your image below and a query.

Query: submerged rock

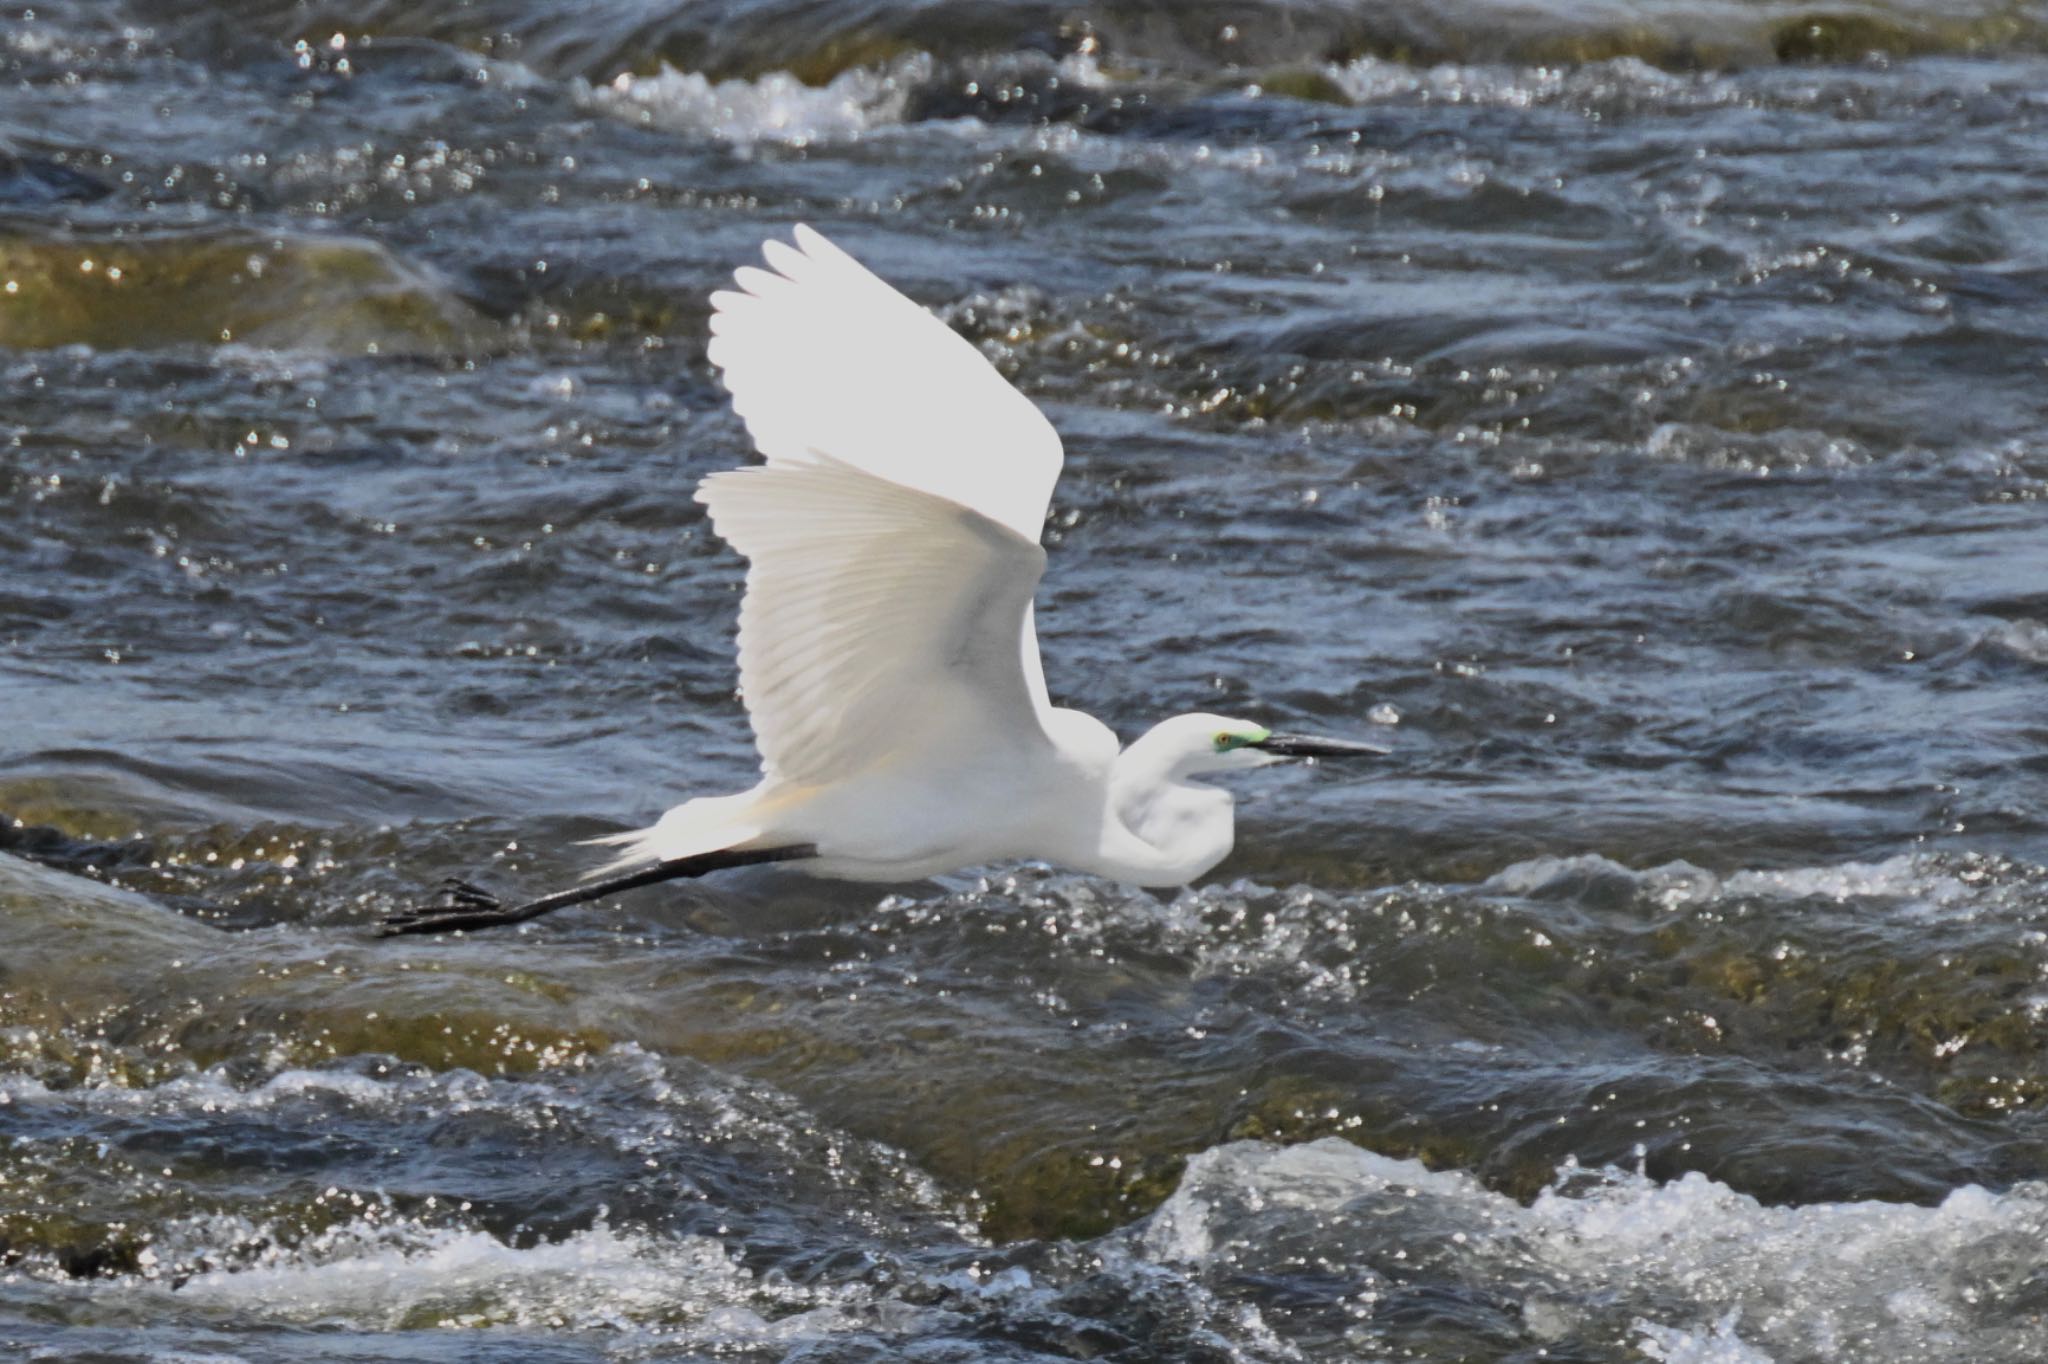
[0,229,496,354]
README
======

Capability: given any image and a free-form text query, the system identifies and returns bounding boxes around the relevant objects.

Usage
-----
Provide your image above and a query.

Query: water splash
[580,58,931,146]
[1144,1137,2048,1360]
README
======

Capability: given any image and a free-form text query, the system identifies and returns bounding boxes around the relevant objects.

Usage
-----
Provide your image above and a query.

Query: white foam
[581,58,929,146]
[1326,55,1708,111]
[1987,619,2048,665]
[1143,1138,1480,1265]
[0,1058,495,1119]
[1705,857,1979,909]
[1144,1138,2048,1361]
[152,1215,864,1341]
[1645,421,1866,473]
[1636,1311,1775,1364]
[1481,850,1668,896]
[1483,850,2022,919]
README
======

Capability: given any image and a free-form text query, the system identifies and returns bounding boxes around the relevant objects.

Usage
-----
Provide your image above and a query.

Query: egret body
[383,228,1380,936]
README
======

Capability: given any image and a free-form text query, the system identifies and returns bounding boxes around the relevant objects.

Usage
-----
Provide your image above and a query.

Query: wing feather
[705,224,1065,543]
[697,458,1052,785]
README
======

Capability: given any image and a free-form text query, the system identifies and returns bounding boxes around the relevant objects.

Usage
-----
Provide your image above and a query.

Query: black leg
[377,844,816,937]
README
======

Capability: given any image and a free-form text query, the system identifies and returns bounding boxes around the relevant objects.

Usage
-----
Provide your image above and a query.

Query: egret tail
[581,792,769,878]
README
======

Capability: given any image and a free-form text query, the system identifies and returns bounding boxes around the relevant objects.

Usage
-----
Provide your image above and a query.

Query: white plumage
[706,225,1063,540]
[383,226,1382,936]
[588,224,1378,886]
[701,455,1048,788]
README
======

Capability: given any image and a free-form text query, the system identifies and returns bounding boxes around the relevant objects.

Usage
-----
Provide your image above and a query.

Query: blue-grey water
[5,1,2048,1359]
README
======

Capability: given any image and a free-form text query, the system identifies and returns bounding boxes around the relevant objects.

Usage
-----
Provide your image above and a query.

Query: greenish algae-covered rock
[0,854,613,1082]
[0,229,495,354]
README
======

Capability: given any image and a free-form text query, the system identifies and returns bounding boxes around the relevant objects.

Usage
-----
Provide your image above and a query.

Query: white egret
[382,226,1383,936]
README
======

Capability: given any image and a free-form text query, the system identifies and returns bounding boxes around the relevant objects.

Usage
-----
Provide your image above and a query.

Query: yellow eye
[1214,732,1236,750]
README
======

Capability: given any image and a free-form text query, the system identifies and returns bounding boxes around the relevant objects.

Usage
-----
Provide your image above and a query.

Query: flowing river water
[5,1,2048,1359]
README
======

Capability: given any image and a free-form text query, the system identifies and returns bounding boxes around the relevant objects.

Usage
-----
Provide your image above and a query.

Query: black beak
[1254,733,1391,759]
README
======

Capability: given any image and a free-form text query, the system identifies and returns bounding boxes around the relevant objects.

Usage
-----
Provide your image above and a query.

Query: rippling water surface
[5,0,2048,1358]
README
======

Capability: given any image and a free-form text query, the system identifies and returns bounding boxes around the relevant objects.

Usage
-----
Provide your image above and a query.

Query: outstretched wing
[705,223,1065,543]
[696,458,1053,785]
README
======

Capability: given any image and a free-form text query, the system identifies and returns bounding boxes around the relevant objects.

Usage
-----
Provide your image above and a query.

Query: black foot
[378,877,514,937]
[440,877,500,909]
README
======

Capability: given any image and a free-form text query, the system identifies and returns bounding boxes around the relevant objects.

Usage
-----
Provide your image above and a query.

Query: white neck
[1082,723,1237,887]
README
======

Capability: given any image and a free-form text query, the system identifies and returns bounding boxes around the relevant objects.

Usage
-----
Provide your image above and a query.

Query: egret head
[1163,712,1389,776]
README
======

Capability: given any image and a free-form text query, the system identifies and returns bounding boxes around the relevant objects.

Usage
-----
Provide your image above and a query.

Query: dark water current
[6,0,2048,1358]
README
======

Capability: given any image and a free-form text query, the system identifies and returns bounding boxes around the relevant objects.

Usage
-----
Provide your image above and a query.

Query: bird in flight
[382,226,1383,936]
